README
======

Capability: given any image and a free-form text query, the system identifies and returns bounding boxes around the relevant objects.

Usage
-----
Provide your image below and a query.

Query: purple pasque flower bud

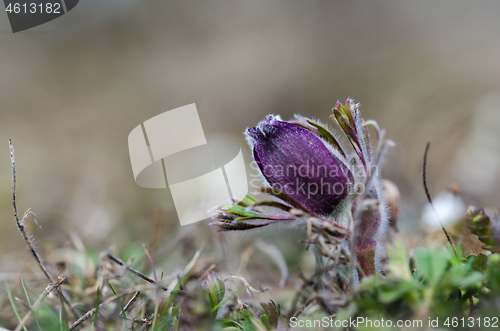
[211,99,393,279]
[245,115,354,217]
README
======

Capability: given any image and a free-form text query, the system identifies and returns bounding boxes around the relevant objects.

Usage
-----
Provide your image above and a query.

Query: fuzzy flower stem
[350,129,391,280]
[349,167,378,286]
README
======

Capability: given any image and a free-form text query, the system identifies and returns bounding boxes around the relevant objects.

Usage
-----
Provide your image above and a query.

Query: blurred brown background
[1,0,500,272]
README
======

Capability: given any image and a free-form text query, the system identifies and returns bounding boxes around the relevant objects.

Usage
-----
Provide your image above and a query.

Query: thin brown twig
[142,244,157,282]
[69,287,155,330]
[121,291,140,316]
[121,291,146,329]
[10,140,51,281]
[197,264,216,282]
[14,276,65,331]
[14,297,31,311]
[9,140,79,319]
[95,291,148,330]
[292,295,318,319]
[105,252,171,292]
[423,142,456,254]
[69,291,131,330]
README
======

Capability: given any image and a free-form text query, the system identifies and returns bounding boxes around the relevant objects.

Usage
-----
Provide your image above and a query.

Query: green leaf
[333,303,357,331]
[20,278,42,331]
[306,120,346,158]
[223,205,269,219]
[441,265,484,289]
[206,275,226,317]
[386,238,412,279]
[260,300,280,330]
[486,253,500,293]
[217,312,254,331]
[108,283,126,319]
[211,287,246,313]
[333,110,353,138]
[94,286,101,323]
[378,279,421,304]
[344,99,357,128]
[466,206,500,253]
[466,253,488,271]
[236,195,258,207]
[6,282,28,331]
[413,247,450,286]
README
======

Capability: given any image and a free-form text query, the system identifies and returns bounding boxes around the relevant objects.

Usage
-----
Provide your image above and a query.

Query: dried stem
[69,291,131,330]
[14,276,65,331]
[288,216,351,317]
[9,140,79,318]
[121,291,140,316]
[423,142,456,254]
[10,140,51,281]
[349,162,376,287]
[292,295,318,318]
[105,252,172,292]
[142,244,157,282]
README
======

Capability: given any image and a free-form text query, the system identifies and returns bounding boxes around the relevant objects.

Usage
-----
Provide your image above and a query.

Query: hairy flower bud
[211,99,393,280]
[246,115,354,216]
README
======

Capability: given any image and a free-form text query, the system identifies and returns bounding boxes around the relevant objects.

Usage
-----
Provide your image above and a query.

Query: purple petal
[246,115,353,216]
